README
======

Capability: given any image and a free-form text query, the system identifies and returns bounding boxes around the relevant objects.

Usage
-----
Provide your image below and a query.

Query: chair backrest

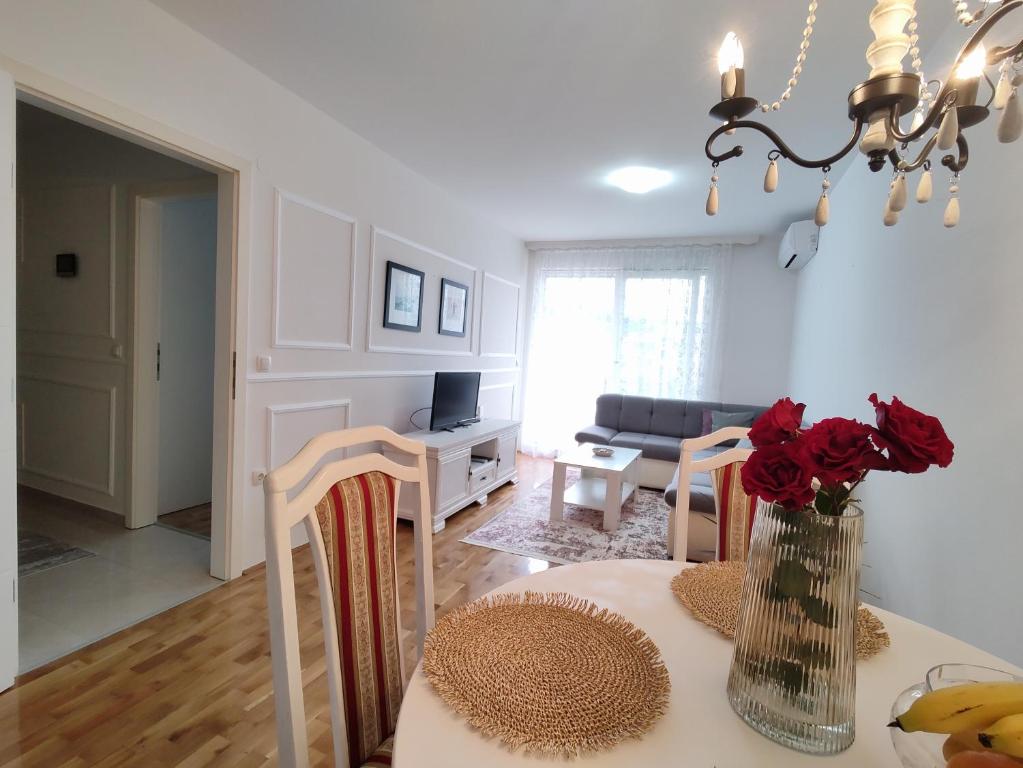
[670,426,754,561]
[708,461,759,561]
[263,426,435,768]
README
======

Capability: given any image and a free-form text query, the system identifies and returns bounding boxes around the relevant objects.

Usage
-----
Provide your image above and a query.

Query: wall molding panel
[17,374,117,496]
[272,189,357,351]
[266,398,352,469]
[367,226,477,356]
[248,365,519,384]
[479,271,521,360]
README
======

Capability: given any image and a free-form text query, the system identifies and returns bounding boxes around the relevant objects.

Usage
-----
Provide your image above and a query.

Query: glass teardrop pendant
[764,160,778,193]
[997,90,1023,143]
[916,170,932,203]
[706,184,719,216]
[937,107,959,151]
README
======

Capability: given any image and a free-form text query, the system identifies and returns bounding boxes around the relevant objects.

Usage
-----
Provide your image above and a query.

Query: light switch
[256,354,272,372]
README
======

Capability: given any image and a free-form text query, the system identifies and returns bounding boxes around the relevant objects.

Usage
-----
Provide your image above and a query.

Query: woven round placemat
[670,561,890,660]
[421,591,670,757]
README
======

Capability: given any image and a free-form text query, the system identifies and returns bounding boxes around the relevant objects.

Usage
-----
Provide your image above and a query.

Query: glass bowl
[890,664,1023,768]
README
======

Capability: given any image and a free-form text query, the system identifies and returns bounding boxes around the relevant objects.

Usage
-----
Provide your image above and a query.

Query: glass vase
[726,499,864,755]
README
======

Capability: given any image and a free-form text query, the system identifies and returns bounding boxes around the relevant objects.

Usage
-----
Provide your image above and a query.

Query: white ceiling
[151,1,950,241]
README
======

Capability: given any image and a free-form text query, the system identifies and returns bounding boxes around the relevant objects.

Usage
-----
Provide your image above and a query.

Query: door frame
[127,180,218,533]
[5,56,252,581]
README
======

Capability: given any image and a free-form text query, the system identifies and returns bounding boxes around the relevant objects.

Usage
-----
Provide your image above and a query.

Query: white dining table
[393,558,1022,767]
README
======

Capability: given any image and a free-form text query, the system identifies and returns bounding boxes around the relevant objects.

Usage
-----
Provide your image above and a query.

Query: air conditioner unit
[778,220,819,271]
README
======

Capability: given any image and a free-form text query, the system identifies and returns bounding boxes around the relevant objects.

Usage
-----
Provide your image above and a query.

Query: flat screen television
[429,371,481,431]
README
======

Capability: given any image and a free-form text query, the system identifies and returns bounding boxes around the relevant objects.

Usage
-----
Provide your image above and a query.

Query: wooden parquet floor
[0,454,554,767]
[158,503,213,539]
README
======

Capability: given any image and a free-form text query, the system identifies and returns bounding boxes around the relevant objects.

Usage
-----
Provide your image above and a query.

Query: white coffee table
[549,443,642,531]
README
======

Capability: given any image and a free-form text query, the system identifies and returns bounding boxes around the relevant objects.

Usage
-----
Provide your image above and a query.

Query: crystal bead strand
[954,0,979,27]
[760,0,818,113]
[907,7,934,131]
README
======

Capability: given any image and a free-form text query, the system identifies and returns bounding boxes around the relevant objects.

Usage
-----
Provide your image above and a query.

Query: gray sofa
[575,394,766,558]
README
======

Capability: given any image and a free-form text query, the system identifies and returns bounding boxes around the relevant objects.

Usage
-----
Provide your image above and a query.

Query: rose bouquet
[741,394,955,515]
[726,394,955,753]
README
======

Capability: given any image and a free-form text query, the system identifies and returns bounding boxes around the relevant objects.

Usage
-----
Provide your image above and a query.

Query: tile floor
[16,487,223,673]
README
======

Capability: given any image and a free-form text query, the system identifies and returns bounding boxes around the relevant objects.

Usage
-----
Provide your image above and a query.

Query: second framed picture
[383,260,425,332]
[438,278,469,337]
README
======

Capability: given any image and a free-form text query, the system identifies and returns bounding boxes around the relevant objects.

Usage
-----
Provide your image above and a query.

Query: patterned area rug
[18,531,95,577]
[462,472,669,564]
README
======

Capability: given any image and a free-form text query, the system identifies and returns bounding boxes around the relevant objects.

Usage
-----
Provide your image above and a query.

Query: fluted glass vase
[726,499,864,755]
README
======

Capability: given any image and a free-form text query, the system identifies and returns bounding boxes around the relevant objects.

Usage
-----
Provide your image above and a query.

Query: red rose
[740,441,815,510]
[869,394,954,473]
[802,417,888,487]
[749,397,806,448]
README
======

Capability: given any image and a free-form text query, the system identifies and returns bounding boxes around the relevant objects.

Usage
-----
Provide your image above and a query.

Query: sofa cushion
[685,400,722,438]
[662,449,726,511]
[609,431,647,453]
[619,395,654,434]
[594,393,623,429]
[574,424,618,445]
[650,398,686,438]
[710,409,759,446]
[664,474,716,514]
[642,434,683,462]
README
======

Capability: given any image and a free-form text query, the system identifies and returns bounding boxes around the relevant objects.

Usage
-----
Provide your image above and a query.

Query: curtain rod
[526,234,760,251]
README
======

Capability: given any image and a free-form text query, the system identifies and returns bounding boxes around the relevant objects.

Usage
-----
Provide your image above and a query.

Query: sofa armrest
[574,425,618,445]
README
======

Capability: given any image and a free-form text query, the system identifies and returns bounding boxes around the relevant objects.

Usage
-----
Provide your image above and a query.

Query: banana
[889,682,1023,734]
[980,713,1023,758]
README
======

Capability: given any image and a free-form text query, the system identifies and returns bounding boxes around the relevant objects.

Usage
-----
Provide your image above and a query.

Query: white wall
[718,236,797,406]
[16,103,212,515]
[0,0,528,569]
[157,195,217,515]
[787,106,1023,662]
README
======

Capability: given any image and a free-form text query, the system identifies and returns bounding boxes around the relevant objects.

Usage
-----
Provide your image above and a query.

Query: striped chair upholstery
[314,471,403,768]
[709,462,759,562]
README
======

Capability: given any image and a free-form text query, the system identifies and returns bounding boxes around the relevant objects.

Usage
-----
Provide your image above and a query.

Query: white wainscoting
[247,365,519,384]
[367,227,477,356]
[272,189,357,351]
[479,271,520,360]
[17,375,116,496]
[265,398,352,470]
[18,185,116,340]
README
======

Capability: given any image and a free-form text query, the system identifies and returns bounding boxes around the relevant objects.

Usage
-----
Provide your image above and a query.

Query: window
[521,245,729,457]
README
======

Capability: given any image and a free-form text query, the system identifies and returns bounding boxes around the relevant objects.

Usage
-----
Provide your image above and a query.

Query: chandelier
[704,0,1023,228]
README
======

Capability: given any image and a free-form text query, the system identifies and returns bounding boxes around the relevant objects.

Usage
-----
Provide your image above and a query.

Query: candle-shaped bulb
[717,32,744,74]
[955,44,987,80]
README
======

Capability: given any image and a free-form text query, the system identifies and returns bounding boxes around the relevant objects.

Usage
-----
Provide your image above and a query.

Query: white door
[0,70,18,692]
[156,195,217,515]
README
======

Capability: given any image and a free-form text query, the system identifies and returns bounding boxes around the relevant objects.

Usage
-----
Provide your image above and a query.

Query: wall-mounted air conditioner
[778,220,819,270]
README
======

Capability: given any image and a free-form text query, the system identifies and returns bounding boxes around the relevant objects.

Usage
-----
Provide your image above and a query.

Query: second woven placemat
[422,591,670,757]
[670,561,890,660]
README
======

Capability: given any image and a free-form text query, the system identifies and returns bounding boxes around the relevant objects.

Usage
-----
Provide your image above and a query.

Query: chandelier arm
[937,0,1023,99]
[889,92,958,145]
[705,117,864,169]
[889,134,939,172]
[941,134,970,174]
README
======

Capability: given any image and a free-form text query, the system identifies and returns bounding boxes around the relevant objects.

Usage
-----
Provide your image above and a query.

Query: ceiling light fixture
[704,1,1023,230]
[606,166,673,194]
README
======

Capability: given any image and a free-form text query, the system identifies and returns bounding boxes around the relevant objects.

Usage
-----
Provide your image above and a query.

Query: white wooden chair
[668,426,755,562]
[263,426,435,768]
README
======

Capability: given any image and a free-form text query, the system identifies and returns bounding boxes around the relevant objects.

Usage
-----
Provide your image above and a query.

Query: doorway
[13,102,231,672]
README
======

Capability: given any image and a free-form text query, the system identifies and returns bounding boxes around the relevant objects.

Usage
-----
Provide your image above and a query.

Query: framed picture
[383,260,425,332]
[438,278,469,337]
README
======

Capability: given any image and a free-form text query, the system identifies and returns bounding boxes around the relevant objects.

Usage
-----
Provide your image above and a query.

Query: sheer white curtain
[520,243,731,457]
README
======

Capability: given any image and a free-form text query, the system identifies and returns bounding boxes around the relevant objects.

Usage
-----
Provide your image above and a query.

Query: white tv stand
[388,419,520,533]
